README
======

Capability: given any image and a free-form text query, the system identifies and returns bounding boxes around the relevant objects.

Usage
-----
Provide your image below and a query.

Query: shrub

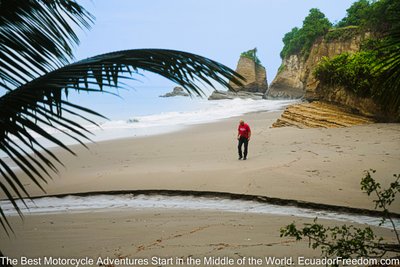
[313,51,379,97]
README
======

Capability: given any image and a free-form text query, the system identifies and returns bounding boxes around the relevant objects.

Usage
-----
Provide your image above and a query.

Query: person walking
[237,119,251,160]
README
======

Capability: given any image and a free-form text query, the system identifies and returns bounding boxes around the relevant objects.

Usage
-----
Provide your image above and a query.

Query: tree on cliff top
[336,0,399,32]
[336,0,372,28]
[241,48,262,65]
[280,8,331,59]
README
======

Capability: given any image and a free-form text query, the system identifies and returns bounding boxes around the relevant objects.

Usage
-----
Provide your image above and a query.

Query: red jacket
[238,123,251,139]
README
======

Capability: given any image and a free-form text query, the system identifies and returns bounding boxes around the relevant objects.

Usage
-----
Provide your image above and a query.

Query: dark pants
[238,136,249,159]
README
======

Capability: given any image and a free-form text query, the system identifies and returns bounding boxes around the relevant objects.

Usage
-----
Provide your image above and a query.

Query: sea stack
[229,48,268,94]
[209,48,268,100]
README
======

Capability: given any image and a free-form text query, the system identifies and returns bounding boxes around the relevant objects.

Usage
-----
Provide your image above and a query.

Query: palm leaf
[373,19,400,115]
[0,0,94,91]
[0,48,244,233]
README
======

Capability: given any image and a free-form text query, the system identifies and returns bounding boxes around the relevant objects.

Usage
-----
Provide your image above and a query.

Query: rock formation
[266,55,305,99]
[267,29,370,100]
[229,54,268,94]
[272,101,375,128]
[209,49,268,100]
[160,86,189,97]
[208,90,264,100]
[266,29,388,119]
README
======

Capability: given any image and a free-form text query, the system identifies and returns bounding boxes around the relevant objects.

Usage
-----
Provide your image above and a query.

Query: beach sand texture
[1,110,399,264]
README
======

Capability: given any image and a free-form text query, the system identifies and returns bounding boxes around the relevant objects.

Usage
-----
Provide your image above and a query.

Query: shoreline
[0,103,293,161]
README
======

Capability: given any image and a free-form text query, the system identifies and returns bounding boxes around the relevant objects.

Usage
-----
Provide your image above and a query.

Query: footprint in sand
[305,169,320,176]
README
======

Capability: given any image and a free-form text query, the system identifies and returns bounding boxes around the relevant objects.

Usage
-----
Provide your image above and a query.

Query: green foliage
[314,18,400,116]
[241,48,261,65]
[325,26,359,42]
[366,0,400,33]
[335,0,400,32]
[280,8,331,59]
[281,171,400,264]
[281,220,385,260]
[361,170,400,243]
[280,27,300,59]
[360,38,384,51]
[279,0,400,62]
[313,51,380,97]
[373,20,400,116]
[336,0,372,28]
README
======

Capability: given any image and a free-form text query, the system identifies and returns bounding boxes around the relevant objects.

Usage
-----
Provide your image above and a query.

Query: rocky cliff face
[268,31,370,99]
[266,54,305,99]
[265,31,385,118]
[229,56,268,93]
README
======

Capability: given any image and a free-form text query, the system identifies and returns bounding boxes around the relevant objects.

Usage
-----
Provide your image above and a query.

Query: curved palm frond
[0,0,93,91]
[0,48,244,234]
[373,19,400,115]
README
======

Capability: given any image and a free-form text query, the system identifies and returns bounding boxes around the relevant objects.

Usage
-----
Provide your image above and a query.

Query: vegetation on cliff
[280,0,400,118]
[240,48,262,65]
[281,0,398,60]
[336,0,399,32]
[280,8,331,59]
[314,2,400,116]
[314,51,379,98]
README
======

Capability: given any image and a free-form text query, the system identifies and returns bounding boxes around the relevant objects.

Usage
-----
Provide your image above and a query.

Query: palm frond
[0,48,244,233]
[373,20,400,114]
[0,0,94,91]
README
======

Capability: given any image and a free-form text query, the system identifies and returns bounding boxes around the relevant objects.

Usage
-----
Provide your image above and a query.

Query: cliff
[268,29,369,99]
[229,55,268,94]
[266,29,385,118]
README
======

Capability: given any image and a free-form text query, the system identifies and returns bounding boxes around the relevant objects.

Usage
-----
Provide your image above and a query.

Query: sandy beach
[2,210,397,266]
[1,110,400,265]
[10,110,400,210]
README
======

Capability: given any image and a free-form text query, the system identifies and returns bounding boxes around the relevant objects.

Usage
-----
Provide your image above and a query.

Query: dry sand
[1,110,400,266]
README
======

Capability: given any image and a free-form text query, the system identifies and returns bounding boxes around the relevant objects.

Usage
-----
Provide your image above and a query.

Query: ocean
[4,86,297,155]
[60,87,297,145]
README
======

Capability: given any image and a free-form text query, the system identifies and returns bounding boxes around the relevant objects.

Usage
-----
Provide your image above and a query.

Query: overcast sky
[75,0,357,90]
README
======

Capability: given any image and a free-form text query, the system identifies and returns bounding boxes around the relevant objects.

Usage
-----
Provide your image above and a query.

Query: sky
[63,0,359,120]
[74,0,357,92]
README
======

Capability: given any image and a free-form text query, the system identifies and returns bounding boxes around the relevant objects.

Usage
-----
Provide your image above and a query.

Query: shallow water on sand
[1,194,398,229]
